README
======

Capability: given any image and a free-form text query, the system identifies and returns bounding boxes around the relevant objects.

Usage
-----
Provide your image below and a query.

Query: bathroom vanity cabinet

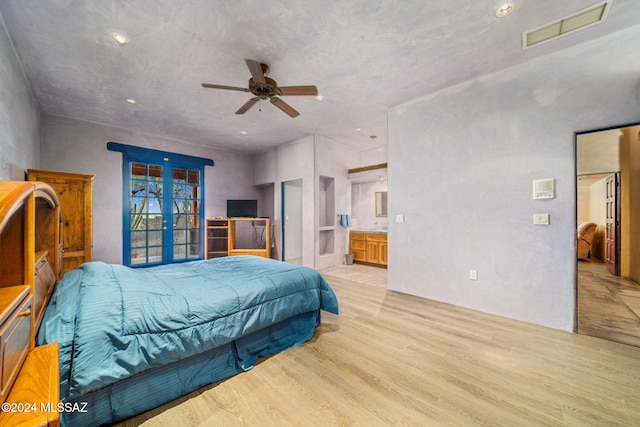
[350,231,387,267]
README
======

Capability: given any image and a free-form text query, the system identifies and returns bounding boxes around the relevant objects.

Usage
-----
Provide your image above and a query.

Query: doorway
[282,179,303,264]
[127,162,204,266]
[107,142,213,267]
[576,125,640,346]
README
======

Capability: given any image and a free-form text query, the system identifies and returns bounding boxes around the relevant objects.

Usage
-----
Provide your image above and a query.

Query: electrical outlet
[469,269,478,280]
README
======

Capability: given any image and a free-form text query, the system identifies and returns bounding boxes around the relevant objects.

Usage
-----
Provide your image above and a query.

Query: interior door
[605,173,620,276]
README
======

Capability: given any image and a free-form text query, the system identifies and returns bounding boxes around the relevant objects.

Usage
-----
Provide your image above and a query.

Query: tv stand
[206,218,270,259]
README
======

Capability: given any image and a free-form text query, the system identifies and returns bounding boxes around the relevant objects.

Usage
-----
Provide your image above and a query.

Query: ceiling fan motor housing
[249,76,279,99]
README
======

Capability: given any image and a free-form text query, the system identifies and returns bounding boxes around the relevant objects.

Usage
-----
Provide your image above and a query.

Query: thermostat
[533,179,554,199]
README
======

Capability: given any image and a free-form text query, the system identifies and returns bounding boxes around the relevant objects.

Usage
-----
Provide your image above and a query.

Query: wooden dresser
[0,181,62,425]
[28,169,94,274]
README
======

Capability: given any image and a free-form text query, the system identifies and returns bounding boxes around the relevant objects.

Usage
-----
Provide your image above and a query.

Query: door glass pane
[148,246,163,264]
[131,248,147,265]
[129,163,163,265]
[173,168,201,260]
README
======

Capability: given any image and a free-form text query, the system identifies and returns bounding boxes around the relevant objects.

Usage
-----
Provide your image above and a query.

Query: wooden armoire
[27,169,94,274]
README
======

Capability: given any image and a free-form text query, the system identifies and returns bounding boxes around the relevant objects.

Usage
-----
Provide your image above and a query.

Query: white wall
[253,134,358,268]
[39,114,260,264]
[388,25,640,332]
[314,135,359,269]
[587,179,607,225]
[283,179,303,261]
[0,13,39,180]
[253,135,315,266]
[359,147,387,168]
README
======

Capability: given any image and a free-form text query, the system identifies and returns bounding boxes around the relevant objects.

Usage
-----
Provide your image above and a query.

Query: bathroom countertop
[350,229,387,234]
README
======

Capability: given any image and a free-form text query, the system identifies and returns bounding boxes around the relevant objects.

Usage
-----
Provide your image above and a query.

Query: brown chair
[577,222,597,260]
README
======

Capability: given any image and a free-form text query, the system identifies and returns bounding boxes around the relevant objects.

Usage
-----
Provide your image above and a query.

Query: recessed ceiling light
[316,95,324,101]
[495,3,515,18]
[111,32,130,46]
[240,131,248,135]
[126,98,137,104]
[355,128,362,132]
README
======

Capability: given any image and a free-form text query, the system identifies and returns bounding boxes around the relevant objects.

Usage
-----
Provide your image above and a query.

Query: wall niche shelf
[318,176,335,256]
[319,229,335,256]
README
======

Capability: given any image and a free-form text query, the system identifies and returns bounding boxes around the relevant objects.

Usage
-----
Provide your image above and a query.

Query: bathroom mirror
[375,191,387,217]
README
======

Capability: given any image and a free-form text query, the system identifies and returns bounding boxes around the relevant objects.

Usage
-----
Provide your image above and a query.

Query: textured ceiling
[2,0,639,155]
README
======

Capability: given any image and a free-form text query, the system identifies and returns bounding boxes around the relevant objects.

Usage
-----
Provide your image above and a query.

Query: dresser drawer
[366,233,387,242]
[350,232,366,241]
[1,293,32,403]
[350,239,366,251]
[353,250,366,262]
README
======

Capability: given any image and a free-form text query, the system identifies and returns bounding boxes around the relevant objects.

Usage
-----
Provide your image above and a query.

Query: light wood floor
[116,265,640,426]
[577,258,640,347]
[320,263,388,287]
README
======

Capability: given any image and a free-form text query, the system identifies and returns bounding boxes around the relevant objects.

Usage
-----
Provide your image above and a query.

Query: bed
[36,255,339,426]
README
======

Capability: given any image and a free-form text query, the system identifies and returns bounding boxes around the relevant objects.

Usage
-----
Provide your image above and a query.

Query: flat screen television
[226,199,258,218]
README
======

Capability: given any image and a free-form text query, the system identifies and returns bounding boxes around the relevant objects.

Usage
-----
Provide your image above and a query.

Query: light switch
[533,214,550,225]
[395,214,405,223]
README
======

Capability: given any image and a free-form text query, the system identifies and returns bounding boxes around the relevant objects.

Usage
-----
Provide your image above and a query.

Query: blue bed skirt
[61,310,321,426]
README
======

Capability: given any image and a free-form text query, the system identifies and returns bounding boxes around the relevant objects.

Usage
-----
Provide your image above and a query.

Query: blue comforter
[37,256,338,399]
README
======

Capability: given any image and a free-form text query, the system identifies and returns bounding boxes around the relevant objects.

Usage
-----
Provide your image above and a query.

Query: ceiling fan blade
[245,59,266,85]
[202,83,249,92]
[270,97,299,118]
[236,97,259,114]
[277,85,319,96]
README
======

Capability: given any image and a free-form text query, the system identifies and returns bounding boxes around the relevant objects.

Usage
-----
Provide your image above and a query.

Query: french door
[127,162,203,266]
[107,142,214,267]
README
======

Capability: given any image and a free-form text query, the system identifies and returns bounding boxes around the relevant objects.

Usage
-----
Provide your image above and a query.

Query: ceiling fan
[202,59,318,118]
